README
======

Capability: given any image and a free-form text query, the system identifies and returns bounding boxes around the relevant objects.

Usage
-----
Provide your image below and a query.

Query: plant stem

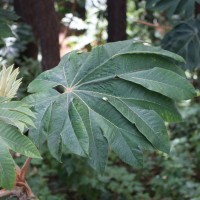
[0,190,13,198]
[0,158,37,199]
[136,20,171,30]
[20,157,32,182]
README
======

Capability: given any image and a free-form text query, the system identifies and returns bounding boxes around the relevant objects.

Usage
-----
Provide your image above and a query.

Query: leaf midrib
[70,43,130,87]
[74,89,174,114]
[72,50,181,87]
[72,92,146,164]
[115,98,164,135]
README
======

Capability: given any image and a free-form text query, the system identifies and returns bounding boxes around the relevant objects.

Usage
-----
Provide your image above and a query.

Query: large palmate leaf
[146,0,200,18]
[24,40,196,173]
[162,18,200,70]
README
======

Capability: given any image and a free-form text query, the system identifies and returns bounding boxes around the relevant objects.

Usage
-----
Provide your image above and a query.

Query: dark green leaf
[146,0,200,18]
[162,18,200,70]
[24,40,195,172]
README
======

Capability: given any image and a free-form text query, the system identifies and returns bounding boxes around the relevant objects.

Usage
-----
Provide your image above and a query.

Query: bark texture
[14,0,60,70]
[195,2,200,17]
[107,0,127,42]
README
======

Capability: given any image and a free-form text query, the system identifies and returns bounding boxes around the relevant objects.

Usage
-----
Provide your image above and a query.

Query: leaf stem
[20,157,32,182]
[0,158,37,199]
[0,189,13,198]
[136,20,171,30]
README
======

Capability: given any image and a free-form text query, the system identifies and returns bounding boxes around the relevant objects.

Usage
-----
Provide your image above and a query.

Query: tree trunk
[14,0,60,70]
[195,2,200,17]
[14,2,38,61]
[107,0,127,42]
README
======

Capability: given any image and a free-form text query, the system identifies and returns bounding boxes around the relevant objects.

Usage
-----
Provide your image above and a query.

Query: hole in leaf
[53,85,65,94]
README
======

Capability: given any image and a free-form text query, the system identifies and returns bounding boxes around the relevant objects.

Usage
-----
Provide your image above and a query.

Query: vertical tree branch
[34,0,60,70]
[195,2,200,17]
[14,1,38,60]
[14,0,60,70]
[107,0,127,42]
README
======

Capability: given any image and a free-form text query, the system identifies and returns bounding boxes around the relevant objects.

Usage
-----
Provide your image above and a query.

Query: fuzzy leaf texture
[24,40,196,173]
[0,65,22,99]
[0,65,41,190]
[0,100,41,190]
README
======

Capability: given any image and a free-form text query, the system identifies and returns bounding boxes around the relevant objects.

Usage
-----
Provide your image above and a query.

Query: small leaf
[0,65,22,99]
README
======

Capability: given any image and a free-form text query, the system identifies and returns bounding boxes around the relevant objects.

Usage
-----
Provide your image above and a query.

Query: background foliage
[0,0,200,199]
[146,0,200,71]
